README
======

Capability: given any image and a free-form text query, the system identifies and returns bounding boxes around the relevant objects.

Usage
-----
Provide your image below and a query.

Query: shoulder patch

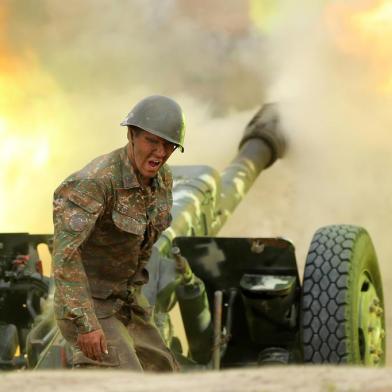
[69,213,89,232]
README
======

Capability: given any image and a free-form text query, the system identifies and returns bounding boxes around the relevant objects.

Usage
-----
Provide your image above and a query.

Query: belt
[111,285,136,303]
[110,290,147,318]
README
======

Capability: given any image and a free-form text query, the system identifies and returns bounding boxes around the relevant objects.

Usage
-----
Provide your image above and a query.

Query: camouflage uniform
[52,145,178,371]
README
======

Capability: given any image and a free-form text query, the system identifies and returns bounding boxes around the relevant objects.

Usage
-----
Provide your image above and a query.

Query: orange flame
[326,0,392,94]
[0,4,70,234]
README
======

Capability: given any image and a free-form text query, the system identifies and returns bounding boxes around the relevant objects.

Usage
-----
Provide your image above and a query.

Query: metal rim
[357,270,385,365]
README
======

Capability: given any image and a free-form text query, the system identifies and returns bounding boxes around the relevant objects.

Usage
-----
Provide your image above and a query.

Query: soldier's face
[129,130,176,180]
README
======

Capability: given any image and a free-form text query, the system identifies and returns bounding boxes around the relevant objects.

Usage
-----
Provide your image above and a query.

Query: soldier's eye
[146,137,158,145]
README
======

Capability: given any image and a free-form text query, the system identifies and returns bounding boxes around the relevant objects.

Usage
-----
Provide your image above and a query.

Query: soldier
[52,95,185,370]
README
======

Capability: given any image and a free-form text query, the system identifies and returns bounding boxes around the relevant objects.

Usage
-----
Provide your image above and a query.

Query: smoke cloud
[221,0,392,361]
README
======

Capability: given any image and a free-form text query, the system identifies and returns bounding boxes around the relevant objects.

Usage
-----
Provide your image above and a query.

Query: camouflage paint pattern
[52,145,172,336]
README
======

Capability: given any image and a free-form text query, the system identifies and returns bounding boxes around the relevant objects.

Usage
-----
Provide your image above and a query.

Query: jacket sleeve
[52,179,106,334]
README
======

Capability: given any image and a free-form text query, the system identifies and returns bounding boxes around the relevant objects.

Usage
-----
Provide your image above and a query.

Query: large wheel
[301,225,385,365]
[0,323,19,362]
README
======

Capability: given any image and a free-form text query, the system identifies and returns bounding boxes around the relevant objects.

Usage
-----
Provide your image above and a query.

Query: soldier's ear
[127,127,132,141]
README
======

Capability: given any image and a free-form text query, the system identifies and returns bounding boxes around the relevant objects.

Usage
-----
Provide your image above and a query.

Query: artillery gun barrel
[155,103,286,254]
[216,103,285,233]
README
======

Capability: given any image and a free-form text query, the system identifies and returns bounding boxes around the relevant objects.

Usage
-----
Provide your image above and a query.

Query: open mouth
[148,159,161,169]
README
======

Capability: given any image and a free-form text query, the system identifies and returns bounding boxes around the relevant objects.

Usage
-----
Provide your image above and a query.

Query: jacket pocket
[68,190,103,214]
[73,346,120,367]
[90,287,116,319]
[92,298,117,319]
[112,210,146,235]
[61,190,103,235]
[153,204,172,232]
[113,189,146,235]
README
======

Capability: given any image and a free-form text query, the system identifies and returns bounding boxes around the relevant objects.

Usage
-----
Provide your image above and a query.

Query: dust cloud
[2,0,392,364]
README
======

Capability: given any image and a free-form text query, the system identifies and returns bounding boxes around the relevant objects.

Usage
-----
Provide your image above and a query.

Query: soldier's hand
[77,329,108,362]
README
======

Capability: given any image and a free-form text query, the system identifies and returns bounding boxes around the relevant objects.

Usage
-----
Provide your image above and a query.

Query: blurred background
[1,0,392,361]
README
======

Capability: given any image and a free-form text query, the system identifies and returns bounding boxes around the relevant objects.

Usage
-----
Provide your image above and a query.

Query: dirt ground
[2,366,392,392]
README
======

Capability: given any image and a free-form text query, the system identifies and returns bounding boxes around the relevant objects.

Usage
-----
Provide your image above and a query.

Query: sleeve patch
[69,213,89,232]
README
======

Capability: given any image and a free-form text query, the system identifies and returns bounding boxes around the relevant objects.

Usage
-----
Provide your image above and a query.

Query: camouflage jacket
[52,145,173,334]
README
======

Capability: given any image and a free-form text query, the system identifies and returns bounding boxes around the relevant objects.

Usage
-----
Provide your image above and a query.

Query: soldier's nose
[154,142,166,158]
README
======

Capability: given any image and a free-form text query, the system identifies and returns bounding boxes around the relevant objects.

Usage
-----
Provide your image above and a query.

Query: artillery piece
[3,104,385,369]
[0,233,51,369]
[143,103,385,367]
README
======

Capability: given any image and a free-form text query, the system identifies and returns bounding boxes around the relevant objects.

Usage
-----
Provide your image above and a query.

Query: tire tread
[302,224,362,363]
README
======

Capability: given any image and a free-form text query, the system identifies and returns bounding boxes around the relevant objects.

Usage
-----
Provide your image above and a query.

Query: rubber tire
[0,323,19,361]
[301,225,385,364]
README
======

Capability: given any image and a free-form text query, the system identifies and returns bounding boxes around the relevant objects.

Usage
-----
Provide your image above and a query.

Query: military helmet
[121,95,185,152]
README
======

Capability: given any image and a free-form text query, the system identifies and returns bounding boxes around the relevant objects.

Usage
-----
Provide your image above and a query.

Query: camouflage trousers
[57,291,179,371]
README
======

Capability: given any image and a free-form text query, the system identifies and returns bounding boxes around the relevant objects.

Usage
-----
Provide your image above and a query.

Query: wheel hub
[358,273,385,365]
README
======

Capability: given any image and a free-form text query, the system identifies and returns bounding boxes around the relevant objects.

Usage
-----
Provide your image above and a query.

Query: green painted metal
[358,272,385,365]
